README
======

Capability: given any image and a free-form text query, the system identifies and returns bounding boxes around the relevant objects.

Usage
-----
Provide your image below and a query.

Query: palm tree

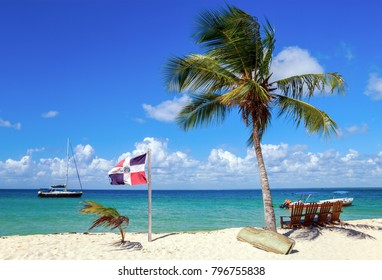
[164,5,346,232]
[81,200,129,243]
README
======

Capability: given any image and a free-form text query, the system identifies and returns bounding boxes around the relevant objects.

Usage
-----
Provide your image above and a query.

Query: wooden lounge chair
[315,201,332,226]
[280,202,304,229]
[329,200,343,224]
[302,202,319,228]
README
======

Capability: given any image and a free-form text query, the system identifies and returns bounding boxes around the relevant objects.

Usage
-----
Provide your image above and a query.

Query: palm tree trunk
[252,126,277,232]
[119,226,125,243]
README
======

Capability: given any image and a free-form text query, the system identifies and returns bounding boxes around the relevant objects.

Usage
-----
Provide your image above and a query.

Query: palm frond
[194,5,262,75]
[177,93,229,131]
[218,84,248,106]
[195,5,254,46]
[272,73,346,99]
[165,54,237,93]
[88,215,129,231]
[275,95,338,137]
[219,80,270,106]
[88,216,115,231]
[257,19,275,78]
[109,216,130,230]
[81,200,120,217]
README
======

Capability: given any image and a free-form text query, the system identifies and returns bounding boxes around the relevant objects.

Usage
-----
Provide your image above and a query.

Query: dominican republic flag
[108,153,147,185]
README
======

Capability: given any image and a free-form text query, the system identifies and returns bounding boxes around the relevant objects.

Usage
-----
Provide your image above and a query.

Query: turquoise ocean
[1,188,382,236]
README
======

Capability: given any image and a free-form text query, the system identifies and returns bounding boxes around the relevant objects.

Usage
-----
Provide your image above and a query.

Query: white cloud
[0,118,21,130]
[364,73,382,100]
[337,123,369,138]
[341,149,359,162]
[42,111,59,118]
[2,156,32,175]
[341,42,354,62]
[261,143,288,160]
[132,118,145,124]
[27,147,45,155]
[2,138,382,189]
[207,148,249,173]
[345,123,368,134]
[74,144,95,163]
[270,46,324,81]
[143,95,191,122]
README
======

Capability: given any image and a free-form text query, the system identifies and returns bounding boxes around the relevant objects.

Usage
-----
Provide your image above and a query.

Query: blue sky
[1,0,382,190]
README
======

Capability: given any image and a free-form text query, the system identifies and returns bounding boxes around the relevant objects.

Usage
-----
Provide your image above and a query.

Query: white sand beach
[1,219,382,260]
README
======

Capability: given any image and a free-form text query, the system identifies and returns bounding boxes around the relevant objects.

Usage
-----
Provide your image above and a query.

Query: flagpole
[147,148,152,242]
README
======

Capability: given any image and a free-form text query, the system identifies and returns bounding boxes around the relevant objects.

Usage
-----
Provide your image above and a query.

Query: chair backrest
[330,200,343,223]
[316,201,332,225]
[332,200,343,212]
[290,202,305,227]
[303,202,319,226]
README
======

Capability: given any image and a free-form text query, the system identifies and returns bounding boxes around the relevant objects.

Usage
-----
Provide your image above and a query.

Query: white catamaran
[38,139,83,198]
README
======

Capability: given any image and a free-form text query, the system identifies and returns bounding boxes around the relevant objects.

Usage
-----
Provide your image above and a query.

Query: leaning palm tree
[81,200,129,243]
[165,5,346,232]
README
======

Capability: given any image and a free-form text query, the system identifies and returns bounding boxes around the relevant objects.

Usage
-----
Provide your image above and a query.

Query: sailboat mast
[70,140,83,191]
[64,138,69,191]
